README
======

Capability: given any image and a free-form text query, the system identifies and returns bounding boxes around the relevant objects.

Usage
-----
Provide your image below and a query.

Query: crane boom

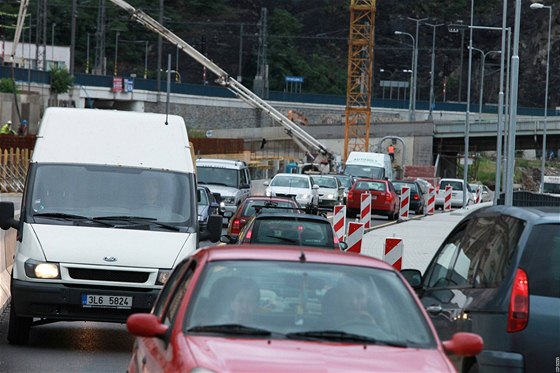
[109,0,332,162]
[11,0,30,63]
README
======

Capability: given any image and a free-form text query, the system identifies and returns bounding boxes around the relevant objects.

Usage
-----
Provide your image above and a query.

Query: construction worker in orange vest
[387,144,395,162]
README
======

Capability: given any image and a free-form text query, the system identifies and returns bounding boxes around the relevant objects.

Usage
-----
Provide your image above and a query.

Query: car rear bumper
[11,279,160,323]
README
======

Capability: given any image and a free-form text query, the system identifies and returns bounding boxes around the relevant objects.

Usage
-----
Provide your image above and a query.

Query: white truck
[343,151,393,180]
[0,108,222,345]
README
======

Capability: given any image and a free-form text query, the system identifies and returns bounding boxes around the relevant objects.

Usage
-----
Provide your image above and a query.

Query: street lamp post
[144,41,149,79]
[114,31,120,76]
[86,33,90,74]
[463,0,474,207]
[51,22,56,68]
[424,22,444,121]
[469,47,501,119]
[409,17,429,121]
[530,2,552,193]
[395,31,415,121]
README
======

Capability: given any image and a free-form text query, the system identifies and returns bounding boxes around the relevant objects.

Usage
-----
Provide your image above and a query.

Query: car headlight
[156,269,171,285]
[327,194,334,199]
[24,259,60,279]
[265,190,272,197]
[299,194,310,199]
[198,214,204,222]
[222,197,235,204]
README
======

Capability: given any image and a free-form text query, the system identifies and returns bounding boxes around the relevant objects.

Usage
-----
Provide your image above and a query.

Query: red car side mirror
[442,332,484,356]
[127,313,169,337]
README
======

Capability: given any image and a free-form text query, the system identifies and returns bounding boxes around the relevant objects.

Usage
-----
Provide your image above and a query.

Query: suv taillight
[508,268,529,333]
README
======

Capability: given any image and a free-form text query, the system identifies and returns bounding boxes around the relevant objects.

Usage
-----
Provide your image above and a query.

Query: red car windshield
[185,260,437,348]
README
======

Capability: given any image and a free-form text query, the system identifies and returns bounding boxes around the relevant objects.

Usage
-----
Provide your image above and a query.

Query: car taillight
[385,193,393,202]
[348,192,354,201]
[507,268,529,333]
[245,229,252,240]
[413,194,419,200]
[231,218,241,234]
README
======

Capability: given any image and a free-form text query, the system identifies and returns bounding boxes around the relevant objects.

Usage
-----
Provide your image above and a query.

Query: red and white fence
[443,185,452,212]
[399,186,410,220]
[333,205,346,242]
[383,237,403,270]
[360,193,371,229]
[426,186,435,215]
[346,222,364,253]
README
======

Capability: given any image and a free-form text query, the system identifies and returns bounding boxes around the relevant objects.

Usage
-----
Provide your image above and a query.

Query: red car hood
[186,336,454,372]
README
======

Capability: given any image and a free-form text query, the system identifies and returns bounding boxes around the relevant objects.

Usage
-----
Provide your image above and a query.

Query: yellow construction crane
[344,0,376,161]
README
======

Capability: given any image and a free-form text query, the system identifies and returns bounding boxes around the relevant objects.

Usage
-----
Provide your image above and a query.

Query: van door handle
[426,305,442,315]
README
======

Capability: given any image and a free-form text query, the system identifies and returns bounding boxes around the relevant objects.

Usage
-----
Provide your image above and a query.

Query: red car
[226,196,301,238]
[346,178,400,220]
[127,245,483,372]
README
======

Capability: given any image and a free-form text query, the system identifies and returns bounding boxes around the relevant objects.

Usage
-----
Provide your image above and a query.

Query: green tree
[50,67,74,95]
[0,79,15,93]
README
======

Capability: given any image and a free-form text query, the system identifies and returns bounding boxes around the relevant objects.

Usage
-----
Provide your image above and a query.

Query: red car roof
[199,244,394,270]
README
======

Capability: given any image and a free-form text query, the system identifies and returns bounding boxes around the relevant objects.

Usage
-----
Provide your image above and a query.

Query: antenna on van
[164,54,171,125]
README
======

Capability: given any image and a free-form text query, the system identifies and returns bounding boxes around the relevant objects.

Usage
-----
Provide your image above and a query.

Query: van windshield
[344,165,384,179]
[28,164,195,226]
[197,167,239,188]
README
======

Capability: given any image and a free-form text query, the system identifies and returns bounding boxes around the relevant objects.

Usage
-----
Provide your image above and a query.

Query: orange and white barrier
[475,187,481,204]
[399,186,410,220]
[360,193,371,229]
[443,185,452,212]
[333,205,346,242]
[346,222,364,253]
[426,186,435,215]
[384,237,403,270]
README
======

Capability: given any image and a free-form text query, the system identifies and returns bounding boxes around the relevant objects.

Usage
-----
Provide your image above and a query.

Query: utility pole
[93,0,106,75]
[408,17,428,121]
[254,8,269,99]
[424,22,444,121]
[70,0,77,76]
[156,0,163,100]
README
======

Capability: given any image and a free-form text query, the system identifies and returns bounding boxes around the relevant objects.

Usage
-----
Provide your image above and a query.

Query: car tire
[7,299,32,345]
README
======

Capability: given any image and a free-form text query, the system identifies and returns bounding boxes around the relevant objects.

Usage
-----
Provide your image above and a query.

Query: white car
[310,175,344,208]
[264,173,319,206]
[435,178,475,208]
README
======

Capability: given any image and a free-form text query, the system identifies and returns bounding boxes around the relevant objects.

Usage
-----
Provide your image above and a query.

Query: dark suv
[402,205,560,373]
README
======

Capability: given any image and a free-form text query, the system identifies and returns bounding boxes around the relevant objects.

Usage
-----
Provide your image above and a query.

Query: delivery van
[0,108,221,345]
[343,151,393,180]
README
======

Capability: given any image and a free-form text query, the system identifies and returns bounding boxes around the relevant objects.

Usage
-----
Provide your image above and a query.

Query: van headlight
[156,269,171,285]
[24,259,60,279]
[299,194,310,199]
[222,197,235,204]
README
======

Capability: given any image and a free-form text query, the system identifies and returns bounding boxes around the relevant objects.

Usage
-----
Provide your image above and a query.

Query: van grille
[276,193,296,198]
[68,268,149,283]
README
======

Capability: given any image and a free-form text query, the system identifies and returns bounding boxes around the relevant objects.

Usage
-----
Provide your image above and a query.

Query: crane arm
[11,0,30,63]
[108,0,332,160]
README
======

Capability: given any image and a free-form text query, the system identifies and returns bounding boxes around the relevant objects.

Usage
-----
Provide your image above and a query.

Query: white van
[343,151,393,180]
[0,108,221,345]
[543,175,560,196]
[196,158,251,218]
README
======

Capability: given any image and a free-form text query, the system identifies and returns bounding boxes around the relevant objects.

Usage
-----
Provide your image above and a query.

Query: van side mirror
[0,202,18,230]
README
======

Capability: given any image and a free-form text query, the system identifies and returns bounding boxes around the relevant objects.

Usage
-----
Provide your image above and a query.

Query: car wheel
[7,299,32,345]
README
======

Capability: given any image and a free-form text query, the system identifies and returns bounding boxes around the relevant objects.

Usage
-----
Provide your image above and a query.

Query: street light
[51,23,56,68]
[530,2,552,193]
[395,30,415,121]
[424,22,444,121]
[408,17,429,121]
[114,31,120,76]
[86,33,90,74]
[463,0,475,207]
[469,47,501,119]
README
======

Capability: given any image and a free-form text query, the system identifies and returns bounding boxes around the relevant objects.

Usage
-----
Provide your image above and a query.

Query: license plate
[82,294,133,309]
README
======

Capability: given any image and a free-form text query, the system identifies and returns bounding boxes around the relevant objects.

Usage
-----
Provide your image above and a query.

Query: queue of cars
[111,163,519,371]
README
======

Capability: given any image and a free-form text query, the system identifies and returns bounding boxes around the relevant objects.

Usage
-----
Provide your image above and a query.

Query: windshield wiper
[286,331,403,346]
[93,216,182,231]
[187,324,272,336]
[33,213,114,227]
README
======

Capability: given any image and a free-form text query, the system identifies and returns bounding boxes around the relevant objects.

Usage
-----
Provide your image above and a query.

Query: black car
[392,180,425,214]
[221,212,347,251]
[197,186,221,240]
[402,205,560,373]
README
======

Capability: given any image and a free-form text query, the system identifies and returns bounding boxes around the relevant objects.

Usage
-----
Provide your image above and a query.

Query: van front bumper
[11,279,160,323]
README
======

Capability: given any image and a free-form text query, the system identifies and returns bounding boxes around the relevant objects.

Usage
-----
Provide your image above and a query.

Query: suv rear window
[522,224,560,298]
[439,180,463,191]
